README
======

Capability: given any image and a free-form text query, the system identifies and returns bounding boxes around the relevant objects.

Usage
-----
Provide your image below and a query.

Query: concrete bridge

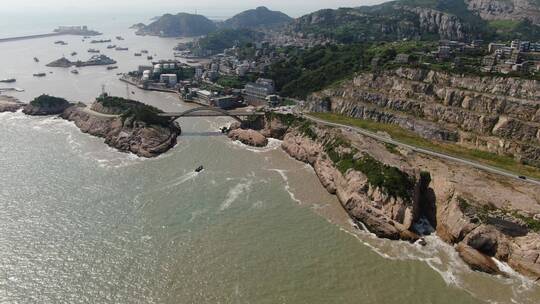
[158,106,265,122]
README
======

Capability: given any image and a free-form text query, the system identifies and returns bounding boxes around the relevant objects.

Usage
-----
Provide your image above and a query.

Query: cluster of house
[373,39,540,77]
[194,42,282,82]
[180,78,279,109]
[482,40,540,75]
[132,57,281,109]
[265,30,332,48]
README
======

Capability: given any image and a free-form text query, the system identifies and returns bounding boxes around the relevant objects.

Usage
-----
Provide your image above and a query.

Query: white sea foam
[220,180,253,211]
[252,200,264,209]
[267,168,302,204]
[229,138,282,153]
[189,209,207,222]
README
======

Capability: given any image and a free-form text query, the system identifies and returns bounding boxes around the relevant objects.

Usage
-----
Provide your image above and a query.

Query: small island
[61,95,181,157]
[13,94,180,157]
[46,55,117,68]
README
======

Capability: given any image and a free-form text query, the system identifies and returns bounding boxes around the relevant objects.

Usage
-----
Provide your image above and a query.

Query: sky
[1,0,388,17]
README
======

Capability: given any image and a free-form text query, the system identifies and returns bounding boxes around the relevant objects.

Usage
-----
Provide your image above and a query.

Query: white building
[159,74,178,86]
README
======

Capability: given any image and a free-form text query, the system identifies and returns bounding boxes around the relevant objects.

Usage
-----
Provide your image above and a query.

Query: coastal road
[303,114,540,187]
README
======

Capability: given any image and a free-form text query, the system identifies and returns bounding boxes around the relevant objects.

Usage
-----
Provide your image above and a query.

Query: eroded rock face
[281,129,420,241]
[305,68,540,166]
[401,6,467,41]
[0,97,24,112]
[23,101,72,116]
[61,105,181,157]
[456,243,504,275]
[228,129,268,147]
[465,0,540,25]
[509,234,540,280]
[248,114,540,280]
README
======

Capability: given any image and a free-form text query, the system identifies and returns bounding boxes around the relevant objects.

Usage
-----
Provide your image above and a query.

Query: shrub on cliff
[324,136,415,202]
[30,94,69,108]
[95,95,171,127]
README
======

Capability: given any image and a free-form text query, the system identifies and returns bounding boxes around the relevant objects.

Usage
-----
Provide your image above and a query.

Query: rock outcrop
[61,104,181,158]
[23,95,72,115]
[46,57,73,68]
[0,96,24,112]
[305,68,540,167]
[12,94,181,158]
[228,129,268,147]
[465,0,540,25]
[400,6,468,41]
[246,113,540,280]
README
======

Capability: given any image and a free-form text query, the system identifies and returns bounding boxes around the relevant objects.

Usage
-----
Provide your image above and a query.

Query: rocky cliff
[0,95,24,112]
[465,0,540,25]
[305,68,540,167]
[234,113,540,280]
[4,94,181,158]
[288,5,471,42]
[61,105,181,158]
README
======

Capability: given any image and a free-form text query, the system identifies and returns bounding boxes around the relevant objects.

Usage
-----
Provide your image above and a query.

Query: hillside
[221,6,293,29]
[287,0,540,42]
[465,0,540,25]
[197,29,264,52]
[136,13,217,37]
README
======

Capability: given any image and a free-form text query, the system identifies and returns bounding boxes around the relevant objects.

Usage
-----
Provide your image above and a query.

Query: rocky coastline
[0,95,24,112]
[1,94,181,158]
[305,67,540,167]
[230,113,540,281]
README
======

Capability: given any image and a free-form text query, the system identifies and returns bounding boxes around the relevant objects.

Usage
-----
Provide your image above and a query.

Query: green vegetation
[385,143,399,154]
[30,94,69,107]
[291,0,540,43]
[458,195,540,232]
[310,112,540,179]
[266,44,368,98]
[221,6,292,30]
[512,212,540,232]
[487,19,540,41]
[266,37,536,98]
[197,29,264,52]
[96,95,170,127]
[142,13,217,37]
[270,111,417,202]
[216,74,257,89]
[323,135,415,202]
[266,112,318,139]
[488,19,521,31]
[282,99,297,106]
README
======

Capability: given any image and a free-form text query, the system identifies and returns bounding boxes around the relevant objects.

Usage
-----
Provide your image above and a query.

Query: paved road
[304,114,540,186]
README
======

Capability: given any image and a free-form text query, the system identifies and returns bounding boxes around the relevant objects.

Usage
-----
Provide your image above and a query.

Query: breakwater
[0,33,63,43]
